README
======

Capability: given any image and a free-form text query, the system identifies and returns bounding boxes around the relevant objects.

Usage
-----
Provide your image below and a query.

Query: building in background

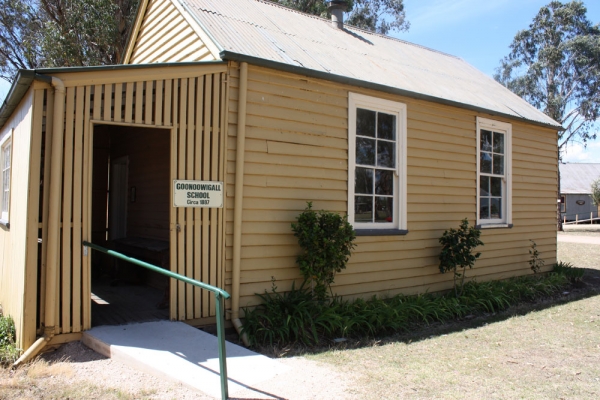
[560,163,600,223]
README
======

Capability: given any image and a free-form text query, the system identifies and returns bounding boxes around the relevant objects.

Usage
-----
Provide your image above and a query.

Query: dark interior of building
[90,125,171,326]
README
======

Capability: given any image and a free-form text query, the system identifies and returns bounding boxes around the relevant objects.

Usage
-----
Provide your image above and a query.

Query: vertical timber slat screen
[36,70,227,335]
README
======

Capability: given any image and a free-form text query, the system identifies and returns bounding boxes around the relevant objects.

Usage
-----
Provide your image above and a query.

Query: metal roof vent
[327,1,348,29]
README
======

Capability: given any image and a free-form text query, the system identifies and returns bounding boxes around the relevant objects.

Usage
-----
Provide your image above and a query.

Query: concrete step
[82,320,289,399]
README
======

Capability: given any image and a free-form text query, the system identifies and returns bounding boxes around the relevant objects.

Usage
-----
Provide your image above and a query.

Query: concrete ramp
[82,320,289,399]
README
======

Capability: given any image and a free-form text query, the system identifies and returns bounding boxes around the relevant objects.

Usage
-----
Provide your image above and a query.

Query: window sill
[355,229,408,236]
[475,223,512,230]
[0,219,9,230]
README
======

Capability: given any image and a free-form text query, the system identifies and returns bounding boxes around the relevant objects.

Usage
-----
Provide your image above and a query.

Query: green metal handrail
[83,240,230,400]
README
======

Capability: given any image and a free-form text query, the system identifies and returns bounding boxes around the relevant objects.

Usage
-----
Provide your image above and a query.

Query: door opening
[90,125,171,327]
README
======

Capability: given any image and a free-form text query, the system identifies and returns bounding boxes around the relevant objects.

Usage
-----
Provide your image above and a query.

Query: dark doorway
[91,125,171,326]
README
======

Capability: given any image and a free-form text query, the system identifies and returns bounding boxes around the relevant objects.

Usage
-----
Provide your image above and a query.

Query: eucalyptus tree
[495,1,600,157]
[494,1,600,230]
[0,0,138,83]
[275,0,410,34]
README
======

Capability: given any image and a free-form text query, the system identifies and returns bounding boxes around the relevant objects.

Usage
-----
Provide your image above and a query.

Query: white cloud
[404,0,514,34]
[561,141,600,163]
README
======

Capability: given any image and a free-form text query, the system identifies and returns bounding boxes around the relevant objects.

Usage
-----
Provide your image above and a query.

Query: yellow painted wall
[226,63,558,308]
[0,89,36,348]
[128,0,217,64]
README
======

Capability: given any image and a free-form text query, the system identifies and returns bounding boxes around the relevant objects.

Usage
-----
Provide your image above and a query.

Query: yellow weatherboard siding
[0,89,36,349]
[129,0,216,64]
[230,64,557,308]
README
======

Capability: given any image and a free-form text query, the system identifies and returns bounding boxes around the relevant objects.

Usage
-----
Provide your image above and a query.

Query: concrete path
[82,320,290,399]
[557,234,600,245]
[562,224,600,232]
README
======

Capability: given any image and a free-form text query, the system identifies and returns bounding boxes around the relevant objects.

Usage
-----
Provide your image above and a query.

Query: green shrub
[291,202,356,300]
[528,239,545,274]
[0,311,19,366]
[241,280,319,346]
[553,261,585,282]
[439,218,484,297]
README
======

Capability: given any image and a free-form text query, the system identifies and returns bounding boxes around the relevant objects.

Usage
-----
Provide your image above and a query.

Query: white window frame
[0,132,12,224]
[476,117,512,228]
[348,93,407,231]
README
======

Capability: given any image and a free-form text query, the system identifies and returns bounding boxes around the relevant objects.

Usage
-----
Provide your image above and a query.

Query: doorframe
[85,121,176,325]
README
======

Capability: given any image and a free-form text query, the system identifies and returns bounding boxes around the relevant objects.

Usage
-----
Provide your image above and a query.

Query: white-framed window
[348,93,407,232]
[477,117,512,227]
[0,133,12,223]
[560,195,566,213]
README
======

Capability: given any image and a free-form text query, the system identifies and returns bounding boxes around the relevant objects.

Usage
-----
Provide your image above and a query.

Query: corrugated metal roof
[181,0,561,129]
[560,163,600,194]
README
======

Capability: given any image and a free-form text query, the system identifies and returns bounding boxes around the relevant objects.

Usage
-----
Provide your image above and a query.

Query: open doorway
[90,125,171,326]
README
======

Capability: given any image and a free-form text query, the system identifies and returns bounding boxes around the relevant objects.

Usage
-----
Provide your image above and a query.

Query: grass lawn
[305,241,600,399]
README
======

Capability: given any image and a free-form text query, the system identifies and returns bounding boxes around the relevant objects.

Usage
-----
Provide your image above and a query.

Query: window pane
[375,170,393,195]
[377,141,395,168]
[480,130,492,151]
[480,152,492,173]
[491,177,502,197]
[356,137,375,166]
[377,112,396,140]
[491,198,502,219]
[2,148,8,168]
[355,167,373,194]
[480,198,490,219]
[357,108,376,138]
[493,132,504,154]
[355,196,373,222]
[493,154,504,175]
[375,197,393,223]
[480,175,490,196]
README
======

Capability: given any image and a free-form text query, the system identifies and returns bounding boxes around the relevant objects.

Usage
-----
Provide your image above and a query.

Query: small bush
[528,239,545,274]
[439,218,484,297]
[291,202,356,300]
[0,311,20,366]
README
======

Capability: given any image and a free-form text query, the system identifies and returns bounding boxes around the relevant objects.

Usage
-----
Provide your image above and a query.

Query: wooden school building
[0,0,561,355]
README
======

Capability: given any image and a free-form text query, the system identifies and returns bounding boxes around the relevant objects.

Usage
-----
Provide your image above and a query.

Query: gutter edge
[219,50,563,132]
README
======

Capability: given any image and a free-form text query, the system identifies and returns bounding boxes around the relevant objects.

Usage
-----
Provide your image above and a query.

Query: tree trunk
[557,161,563,232]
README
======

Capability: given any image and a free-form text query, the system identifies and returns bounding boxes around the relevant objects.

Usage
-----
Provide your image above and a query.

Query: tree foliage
[494,1,600,156]
[591,176,600,206]
[0,0,138,82]
[275,0,409,34]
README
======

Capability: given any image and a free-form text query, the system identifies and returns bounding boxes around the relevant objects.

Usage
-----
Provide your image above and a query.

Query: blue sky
[397,0,600,163]
[1,0,599,161]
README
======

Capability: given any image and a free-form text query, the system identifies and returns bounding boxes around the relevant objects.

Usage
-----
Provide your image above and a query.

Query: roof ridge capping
[230,0,462,60]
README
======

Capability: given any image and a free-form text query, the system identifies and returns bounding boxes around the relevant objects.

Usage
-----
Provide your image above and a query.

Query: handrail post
[216,294,229,400]
[82,241,230,399]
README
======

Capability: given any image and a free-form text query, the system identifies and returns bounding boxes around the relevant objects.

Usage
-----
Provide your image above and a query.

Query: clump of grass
[0,310,20,366]
[553,261,585,282]
[242,266,578,348]
[26,359,74,379]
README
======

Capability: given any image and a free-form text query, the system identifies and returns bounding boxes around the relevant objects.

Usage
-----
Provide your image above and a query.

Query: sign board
[173,180,224,208]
